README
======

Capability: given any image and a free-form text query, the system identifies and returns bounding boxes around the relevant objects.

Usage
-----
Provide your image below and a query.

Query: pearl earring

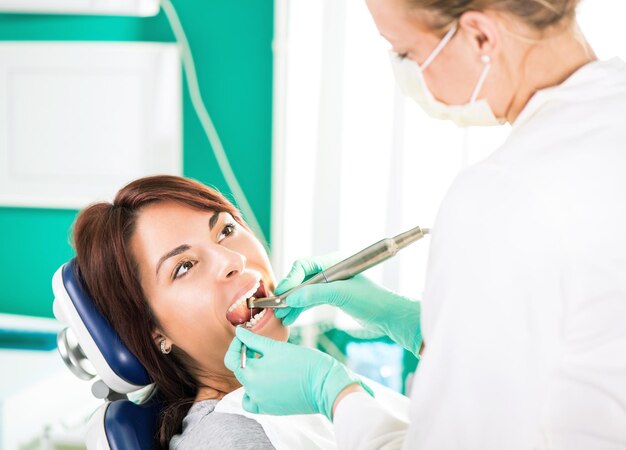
[160,338,172,355]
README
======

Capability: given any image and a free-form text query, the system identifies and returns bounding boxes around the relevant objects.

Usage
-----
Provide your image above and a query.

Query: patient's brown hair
[73,175,246,449]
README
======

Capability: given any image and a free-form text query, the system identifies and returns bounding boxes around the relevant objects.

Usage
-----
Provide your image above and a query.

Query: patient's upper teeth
[227,297,246,313]
[228,281,261,313]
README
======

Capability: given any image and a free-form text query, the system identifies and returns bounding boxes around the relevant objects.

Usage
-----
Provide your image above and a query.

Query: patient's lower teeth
[244,309,265,328]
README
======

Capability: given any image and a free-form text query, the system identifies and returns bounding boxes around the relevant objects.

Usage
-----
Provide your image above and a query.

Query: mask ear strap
[421,24,458,71]
[470,54,492,103]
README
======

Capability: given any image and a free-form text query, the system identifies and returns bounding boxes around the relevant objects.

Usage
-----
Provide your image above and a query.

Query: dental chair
[52,258,162,449]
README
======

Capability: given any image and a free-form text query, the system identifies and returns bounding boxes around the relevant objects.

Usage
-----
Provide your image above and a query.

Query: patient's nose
[211,245,246,280]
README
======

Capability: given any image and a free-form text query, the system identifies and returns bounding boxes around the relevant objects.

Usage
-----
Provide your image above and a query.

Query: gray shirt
[169,399,275,450]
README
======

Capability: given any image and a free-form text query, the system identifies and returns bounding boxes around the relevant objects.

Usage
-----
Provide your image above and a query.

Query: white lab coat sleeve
[333,392,408,450]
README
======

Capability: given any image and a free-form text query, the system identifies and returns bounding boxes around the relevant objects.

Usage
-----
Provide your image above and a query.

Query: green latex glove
[224,327,373,420]
[275,256,423,356]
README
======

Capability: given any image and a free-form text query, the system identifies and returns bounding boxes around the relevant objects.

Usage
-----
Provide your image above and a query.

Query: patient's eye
[218,222,236,242]
[173,260,195,280]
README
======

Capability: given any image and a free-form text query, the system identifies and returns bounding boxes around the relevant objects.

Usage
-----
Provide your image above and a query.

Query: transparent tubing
[160,0,269,249]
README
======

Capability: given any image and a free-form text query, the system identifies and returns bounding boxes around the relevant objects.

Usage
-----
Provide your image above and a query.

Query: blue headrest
[54,258,151,391]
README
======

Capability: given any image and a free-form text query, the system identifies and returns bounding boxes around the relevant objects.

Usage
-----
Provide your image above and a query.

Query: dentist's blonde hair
[409,0,581,31]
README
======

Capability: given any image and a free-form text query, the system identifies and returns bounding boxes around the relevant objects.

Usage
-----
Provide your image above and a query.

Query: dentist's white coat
[334,58,626,450]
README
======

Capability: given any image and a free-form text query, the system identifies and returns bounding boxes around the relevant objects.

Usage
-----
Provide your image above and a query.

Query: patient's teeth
[228,281,261,313]
[247,309,266,327]
[243,308,266,328]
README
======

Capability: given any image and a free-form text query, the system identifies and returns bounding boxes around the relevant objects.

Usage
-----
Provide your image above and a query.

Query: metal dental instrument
[247,225,430,310]
[239,226,429,369]
[240,340,247,369]
[239,296,256,369]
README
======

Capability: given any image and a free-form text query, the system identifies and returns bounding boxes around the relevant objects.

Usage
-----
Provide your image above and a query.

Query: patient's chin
[257,316,289,342]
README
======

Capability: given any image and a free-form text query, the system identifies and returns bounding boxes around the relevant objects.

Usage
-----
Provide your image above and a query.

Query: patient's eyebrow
[209,211,220,230]
[156,244,191,278]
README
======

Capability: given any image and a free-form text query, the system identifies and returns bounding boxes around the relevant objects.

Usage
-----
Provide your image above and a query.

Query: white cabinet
[0,42,181,209]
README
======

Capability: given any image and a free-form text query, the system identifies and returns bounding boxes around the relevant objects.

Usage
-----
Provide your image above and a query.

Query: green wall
[0,2,274,318]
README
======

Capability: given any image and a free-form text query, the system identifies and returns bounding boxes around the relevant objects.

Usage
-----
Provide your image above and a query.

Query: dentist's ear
[458,11,500,59]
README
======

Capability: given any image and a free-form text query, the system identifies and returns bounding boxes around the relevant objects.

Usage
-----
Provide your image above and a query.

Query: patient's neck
[195,376,241,402]
[195,387,225,402]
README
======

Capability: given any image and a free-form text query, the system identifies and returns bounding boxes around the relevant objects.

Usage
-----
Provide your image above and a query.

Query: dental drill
[239,225,430,368]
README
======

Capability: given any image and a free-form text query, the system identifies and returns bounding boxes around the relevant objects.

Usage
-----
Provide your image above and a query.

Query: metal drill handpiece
[247,296,288,308]
[248,225,429,309]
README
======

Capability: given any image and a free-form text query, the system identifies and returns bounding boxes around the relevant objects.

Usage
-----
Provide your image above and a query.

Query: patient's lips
[226,280,267,326]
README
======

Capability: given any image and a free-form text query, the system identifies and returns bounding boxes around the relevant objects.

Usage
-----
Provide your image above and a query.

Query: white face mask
[389,25,504,127]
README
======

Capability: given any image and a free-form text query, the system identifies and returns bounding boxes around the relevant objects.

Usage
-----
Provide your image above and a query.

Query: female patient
[73,175,287,449]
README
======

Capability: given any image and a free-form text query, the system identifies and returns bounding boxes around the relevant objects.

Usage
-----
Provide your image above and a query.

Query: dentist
[225,0,626,448]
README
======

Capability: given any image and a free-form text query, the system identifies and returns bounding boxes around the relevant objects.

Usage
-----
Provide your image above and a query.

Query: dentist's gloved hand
[275,255,423,356]
[224,327,373,420]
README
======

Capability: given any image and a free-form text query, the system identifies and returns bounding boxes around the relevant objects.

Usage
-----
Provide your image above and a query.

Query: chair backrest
[86,398,162,450]
[52,257,161,450]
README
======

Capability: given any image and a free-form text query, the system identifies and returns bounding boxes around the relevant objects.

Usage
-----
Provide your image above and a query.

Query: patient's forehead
[131,202,243,267]
[130,203,215,267]
[135,202,221,236]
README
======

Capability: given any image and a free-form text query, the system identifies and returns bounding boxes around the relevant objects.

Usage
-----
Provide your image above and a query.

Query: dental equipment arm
[252,226,429,356]
[248,225,429,309]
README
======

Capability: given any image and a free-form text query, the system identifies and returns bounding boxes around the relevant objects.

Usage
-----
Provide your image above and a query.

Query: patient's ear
[152,329,169,350]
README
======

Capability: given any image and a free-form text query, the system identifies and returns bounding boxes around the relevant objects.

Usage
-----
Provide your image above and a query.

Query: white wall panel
[0,0,159,16]
[0,42,181,209]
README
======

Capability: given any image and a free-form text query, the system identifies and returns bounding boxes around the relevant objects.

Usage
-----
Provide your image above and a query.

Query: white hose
[160,0,269,249]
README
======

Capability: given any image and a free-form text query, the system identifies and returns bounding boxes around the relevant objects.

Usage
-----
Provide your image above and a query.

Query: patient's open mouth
[226,280,268,327]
